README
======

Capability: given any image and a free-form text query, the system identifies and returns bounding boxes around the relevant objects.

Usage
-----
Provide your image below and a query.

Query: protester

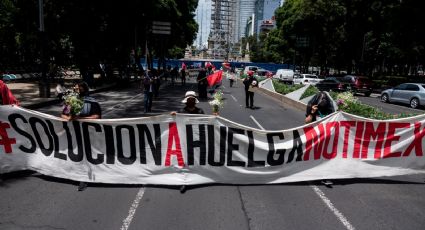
[304,91,335,124]
[0,75,19,105]
[141,71,154,113]
[171,66,179,86]
[170,90,205,193]
[152,69,161,98]
[304,91,336,187]
[180,67,186,86]
[55,80,67,100]
[61,81,101,191]
[243,71,258,109]
[197,68,208,99]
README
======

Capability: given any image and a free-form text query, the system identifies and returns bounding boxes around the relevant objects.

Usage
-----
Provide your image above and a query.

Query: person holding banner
[304,91,336,187]
[243,71,258,109]
[304,91,335,124]
[61,81,102,191]
[170,91,205,193]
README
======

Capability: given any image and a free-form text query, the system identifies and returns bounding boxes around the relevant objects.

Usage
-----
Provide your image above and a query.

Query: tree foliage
[0,0,198,71]
[252,0,425,76]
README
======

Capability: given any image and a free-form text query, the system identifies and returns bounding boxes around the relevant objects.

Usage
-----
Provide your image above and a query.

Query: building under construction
[208,0,237,60]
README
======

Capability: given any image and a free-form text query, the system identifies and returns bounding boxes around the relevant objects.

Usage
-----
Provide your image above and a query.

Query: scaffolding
[208,0,237,60]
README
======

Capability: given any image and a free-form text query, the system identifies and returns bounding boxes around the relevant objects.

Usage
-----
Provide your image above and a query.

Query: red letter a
[165,122,185,167]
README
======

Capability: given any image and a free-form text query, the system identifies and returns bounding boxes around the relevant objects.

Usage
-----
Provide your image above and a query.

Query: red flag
[207,70,223,87]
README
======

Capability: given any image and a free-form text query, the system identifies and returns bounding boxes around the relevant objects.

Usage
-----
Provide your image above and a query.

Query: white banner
[0,105,424,185]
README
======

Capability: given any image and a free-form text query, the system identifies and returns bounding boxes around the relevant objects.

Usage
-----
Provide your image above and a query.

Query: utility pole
[38,0,50,98]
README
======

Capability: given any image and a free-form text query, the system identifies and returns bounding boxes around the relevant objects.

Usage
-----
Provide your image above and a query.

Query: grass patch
[300,85,319,100]
[272,80,304,95]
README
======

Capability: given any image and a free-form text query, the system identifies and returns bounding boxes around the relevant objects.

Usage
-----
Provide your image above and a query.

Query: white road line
[250,115,265,130]
[103,93,143,115]
[250,117,356,230]
[120,187,145,230]
[311,185,356,230]
[231,95,238,102]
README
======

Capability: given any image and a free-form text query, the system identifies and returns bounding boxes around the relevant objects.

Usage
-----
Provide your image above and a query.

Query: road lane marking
[231,95,238,102]
[250,115,265,130]
[103,93,143,115]
[311,185,356,230]
[120,187,145,230]
[250,117,356,230]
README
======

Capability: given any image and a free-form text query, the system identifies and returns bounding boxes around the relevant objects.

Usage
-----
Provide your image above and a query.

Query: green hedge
[300,85,319,100]
[272,80,304,95]
[332,91,423,120]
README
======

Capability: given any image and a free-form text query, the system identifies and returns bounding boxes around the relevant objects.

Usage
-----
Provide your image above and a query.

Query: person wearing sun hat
[170,90,204,194]
[178,90,204,114]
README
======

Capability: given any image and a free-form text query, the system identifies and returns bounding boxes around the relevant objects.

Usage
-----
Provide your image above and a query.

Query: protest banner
[0,105,424,185]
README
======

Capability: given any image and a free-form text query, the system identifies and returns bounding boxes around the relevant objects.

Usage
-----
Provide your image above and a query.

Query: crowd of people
[2,61,339,192]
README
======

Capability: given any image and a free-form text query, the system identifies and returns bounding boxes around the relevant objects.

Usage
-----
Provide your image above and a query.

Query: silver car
[381,83,425,109]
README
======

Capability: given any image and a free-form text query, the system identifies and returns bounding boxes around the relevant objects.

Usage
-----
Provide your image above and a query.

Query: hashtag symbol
[0,121,16,154]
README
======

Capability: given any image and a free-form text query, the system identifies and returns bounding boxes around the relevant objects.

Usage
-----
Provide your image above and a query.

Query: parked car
[256,68,274,77]
[341,75,374,97]
[273,69,295,84]
[380,83,425,109]
[315,77,352,92]
[293,74,322,85]
[243,66,259,75]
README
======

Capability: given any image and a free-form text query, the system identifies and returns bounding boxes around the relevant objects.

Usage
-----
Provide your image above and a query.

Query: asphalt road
[1,78,424,230]
[356,94,425,115]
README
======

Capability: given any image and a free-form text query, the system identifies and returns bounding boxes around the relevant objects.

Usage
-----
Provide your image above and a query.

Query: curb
[257,87,307,112]
[23,82,122,110]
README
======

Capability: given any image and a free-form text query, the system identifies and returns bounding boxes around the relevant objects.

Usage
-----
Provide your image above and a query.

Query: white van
[274,69,295,84]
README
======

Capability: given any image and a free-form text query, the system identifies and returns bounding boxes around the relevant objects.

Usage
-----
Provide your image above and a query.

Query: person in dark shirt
[170,91,204,193]
[305,91,334,124]
[61,81,101,191]
[243,71,258,109]
[197,68,208,99]
[177,91,204,114]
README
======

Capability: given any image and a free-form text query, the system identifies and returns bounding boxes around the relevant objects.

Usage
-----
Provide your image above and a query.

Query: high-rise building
[255,0,281,36]
[194,0,212,49]
[238,0,256,39]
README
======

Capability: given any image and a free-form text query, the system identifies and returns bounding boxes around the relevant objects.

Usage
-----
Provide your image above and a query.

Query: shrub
[334,91,421,120]
[273,80,304,95]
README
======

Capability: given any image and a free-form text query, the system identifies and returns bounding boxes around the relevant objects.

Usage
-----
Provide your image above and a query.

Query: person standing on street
[197,68,208,99]
[243,71,258,109]
[141,71,154,113]
[180,68,186,86]
[170,91,205,193]
[304,91,336,187]
[61,81,101,191]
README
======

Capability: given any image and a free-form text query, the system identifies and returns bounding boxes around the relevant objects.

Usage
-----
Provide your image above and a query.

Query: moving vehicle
[273,69,295,84]
[380,83,425,109]
[315,77,352,92]
[293,74,322,85]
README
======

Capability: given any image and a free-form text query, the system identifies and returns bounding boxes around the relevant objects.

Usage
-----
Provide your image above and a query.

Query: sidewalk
[7,79,119,109]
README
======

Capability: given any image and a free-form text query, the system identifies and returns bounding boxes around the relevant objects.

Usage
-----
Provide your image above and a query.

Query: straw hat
[181,91,199,103]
